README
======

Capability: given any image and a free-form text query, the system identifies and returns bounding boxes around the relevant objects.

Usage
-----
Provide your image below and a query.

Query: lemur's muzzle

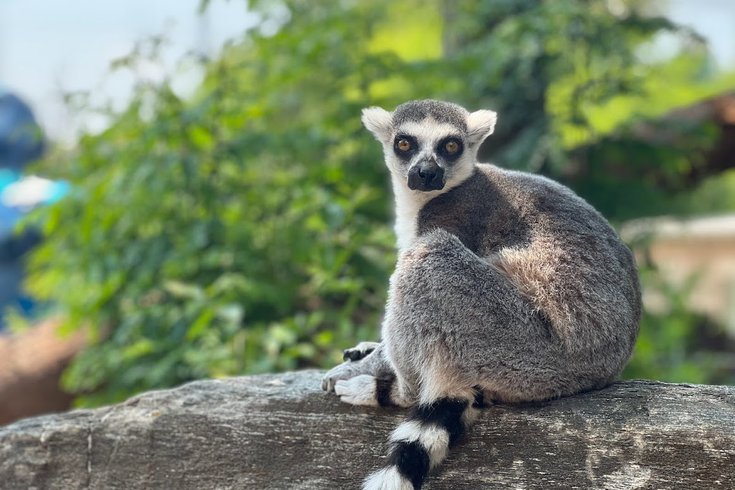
[408,159,445,191]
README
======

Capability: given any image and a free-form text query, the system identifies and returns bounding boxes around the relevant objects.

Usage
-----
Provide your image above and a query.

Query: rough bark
[1,370,733,489]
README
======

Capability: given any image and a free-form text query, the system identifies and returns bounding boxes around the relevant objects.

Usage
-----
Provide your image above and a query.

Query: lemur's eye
[438,137,463,160]
[397,139,412,152]
[394,135,417,159]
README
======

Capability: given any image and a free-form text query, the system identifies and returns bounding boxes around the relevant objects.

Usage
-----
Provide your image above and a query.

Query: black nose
[408,160,445,191]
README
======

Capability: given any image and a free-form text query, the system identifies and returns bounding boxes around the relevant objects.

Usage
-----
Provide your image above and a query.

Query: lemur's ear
[467,109,497,146]
[361,107,393,142]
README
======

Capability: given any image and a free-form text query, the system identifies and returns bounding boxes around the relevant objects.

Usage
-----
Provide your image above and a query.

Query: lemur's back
[415,164,640,396]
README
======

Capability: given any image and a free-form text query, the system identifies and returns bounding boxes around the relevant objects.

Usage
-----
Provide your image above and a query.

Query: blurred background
[0,0,734,424]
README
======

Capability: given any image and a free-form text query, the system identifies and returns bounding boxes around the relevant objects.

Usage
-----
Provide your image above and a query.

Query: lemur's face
[387,119,470,192]
[361,100,497,193]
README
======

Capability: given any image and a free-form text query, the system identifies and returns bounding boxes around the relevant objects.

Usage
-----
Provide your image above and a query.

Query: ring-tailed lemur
[322,100,641,490]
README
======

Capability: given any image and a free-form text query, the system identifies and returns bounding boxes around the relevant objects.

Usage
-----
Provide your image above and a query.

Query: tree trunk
[1,370,733,489]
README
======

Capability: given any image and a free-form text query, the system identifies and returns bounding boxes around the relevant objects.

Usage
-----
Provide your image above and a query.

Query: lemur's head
[361,100,497,192]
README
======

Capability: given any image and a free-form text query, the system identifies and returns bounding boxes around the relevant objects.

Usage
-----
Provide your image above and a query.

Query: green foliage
[625,266,735,385]
[31,5,403,403]
[27,0,735,405]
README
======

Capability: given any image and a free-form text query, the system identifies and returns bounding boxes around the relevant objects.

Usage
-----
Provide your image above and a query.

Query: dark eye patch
[437,136,464,161]
[393,134,418,160]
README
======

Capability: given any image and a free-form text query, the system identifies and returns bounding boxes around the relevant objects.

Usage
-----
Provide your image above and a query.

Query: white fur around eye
[396,121,462,144]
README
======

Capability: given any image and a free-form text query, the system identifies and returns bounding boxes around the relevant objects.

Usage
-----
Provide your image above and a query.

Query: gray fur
[323,100,641,489]
[417,168,532,255]
[392,99,468,132]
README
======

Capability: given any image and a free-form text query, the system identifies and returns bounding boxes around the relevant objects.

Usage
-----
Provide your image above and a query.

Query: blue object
[0,87,50,330]
[0,89,45,171]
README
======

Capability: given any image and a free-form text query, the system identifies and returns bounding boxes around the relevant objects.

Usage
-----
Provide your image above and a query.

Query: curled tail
[363,391,482,490]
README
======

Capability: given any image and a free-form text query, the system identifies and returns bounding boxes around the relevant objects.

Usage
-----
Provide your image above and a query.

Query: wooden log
[1,370,733,489]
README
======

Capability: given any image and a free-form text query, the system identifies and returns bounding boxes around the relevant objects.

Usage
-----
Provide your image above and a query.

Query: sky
[0,0,257,142]
[0,0,734,143]
[664,0,735,63]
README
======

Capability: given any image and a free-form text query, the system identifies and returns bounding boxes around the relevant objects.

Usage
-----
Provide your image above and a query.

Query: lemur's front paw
[322,361,364,392]
[322,341,380,392]
[342,341,379,362]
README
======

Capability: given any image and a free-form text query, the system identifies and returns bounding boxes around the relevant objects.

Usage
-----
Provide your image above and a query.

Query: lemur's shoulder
[475,163,613,233]
[475,163,578,203]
